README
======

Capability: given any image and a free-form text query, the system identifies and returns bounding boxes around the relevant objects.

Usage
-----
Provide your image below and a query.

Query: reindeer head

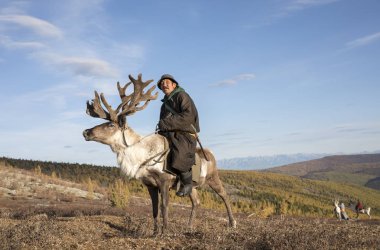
[334,200,339,207]
[83,74,158,146]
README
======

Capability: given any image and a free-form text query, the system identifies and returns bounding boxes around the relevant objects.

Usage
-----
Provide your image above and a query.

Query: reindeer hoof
[230,220,237,228]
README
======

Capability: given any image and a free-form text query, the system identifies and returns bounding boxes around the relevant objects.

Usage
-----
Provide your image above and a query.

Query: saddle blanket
[163,154,202,183]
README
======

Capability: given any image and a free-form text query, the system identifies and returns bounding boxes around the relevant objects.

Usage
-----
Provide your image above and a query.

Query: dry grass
[0,200,379,249]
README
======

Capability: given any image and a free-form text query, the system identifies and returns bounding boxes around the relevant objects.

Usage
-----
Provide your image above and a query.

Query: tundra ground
[0,165,379,249]
[0,196,379,249]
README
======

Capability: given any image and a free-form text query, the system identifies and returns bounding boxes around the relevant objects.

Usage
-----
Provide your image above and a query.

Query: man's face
[160,79,177,96]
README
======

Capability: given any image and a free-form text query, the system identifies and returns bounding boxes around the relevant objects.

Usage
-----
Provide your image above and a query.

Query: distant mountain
[217,153,329,170]
[264,153,380,190]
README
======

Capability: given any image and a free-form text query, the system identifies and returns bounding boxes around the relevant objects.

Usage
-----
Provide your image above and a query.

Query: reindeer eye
[108,123,115,128]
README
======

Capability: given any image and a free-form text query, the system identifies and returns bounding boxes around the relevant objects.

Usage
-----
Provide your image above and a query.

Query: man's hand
[155,124,160,134]
[158,120,167,132]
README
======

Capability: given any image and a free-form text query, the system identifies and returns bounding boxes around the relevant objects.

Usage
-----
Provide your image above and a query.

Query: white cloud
[236,74,256,81]
[34,52,119,78]
[0,14,63,38]
[210,73,255,87]
[286,0,340,11]
[346,32,380,49]
[0,2,143,80]
[58,57,118,78]
[263,0,341,25]
[0,35,45,50]
[245,0,341,29]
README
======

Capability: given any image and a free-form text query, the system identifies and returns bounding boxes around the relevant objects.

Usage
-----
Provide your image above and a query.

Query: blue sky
[1,0,379,166]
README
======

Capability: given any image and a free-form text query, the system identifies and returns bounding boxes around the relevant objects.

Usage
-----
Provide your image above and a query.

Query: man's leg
[170,133,196,197]
[176,169,192,197]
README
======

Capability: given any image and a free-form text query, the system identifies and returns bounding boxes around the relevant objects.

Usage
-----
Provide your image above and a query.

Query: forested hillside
[265,154,380,190]
[0,157,121,186]
[1,156,379,218]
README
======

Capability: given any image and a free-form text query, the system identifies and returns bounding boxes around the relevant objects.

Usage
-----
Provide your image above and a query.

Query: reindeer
[348,201,371,219]
[333,200,341,220]
[83,74,236,234]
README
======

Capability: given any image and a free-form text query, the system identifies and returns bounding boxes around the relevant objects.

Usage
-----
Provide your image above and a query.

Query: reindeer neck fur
[109,126,165,179]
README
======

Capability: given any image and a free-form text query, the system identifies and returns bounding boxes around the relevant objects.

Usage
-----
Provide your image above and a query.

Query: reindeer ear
[118,115,126,127]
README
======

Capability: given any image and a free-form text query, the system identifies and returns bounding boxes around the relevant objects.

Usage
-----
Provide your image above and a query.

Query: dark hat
[157,74,179,90]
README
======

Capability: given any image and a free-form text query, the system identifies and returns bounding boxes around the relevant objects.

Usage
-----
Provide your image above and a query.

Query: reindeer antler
[86,73,158,122]
[86,91,117,121]
[118,74,158,116]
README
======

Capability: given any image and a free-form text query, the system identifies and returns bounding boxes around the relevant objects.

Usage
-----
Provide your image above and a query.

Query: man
[157,74,200,197]
[355,200,363,216]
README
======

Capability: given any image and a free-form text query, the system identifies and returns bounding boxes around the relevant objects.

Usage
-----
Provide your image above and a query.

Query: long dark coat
[158,87,200,172]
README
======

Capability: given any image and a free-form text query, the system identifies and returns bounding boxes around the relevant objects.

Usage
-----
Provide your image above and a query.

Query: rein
[121,126,156,147]
[121,127,170,169]
[138,136,170,168]
[121,127,130,147]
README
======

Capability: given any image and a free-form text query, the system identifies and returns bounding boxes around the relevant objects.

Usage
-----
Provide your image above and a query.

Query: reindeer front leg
[147,186,159,235]
[160,181,170,234]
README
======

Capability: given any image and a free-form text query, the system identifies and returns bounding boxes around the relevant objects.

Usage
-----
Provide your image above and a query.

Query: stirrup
[176,184,192,197]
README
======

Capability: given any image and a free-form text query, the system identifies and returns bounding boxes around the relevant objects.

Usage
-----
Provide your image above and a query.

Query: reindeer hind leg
[188,188,200,229]
[207,173,236,228]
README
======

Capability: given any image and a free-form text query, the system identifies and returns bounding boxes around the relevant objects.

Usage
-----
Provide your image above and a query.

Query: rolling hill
[1,156,380,218]
[217,153,328,170]
[264,153,380,190]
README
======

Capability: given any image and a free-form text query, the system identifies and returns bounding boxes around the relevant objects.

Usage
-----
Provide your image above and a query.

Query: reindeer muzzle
[83,129,92,141]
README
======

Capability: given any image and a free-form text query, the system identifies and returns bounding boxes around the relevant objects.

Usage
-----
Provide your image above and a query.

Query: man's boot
[176,170,192,197]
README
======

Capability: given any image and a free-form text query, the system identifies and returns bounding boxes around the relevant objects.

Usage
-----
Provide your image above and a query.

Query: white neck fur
[110,128,164,179]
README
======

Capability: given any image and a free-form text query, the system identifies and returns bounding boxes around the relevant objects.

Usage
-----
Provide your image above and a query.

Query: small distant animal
[333,200,341,220]
[348,201,371,219]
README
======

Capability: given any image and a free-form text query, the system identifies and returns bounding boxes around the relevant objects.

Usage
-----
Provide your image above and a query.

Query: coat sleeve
[158,92,197,132]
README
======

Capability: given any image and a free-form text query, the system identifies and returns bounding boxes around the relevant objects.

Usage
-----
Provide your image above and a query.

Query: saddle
[163,153,202,183]
[160,135,202,183]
